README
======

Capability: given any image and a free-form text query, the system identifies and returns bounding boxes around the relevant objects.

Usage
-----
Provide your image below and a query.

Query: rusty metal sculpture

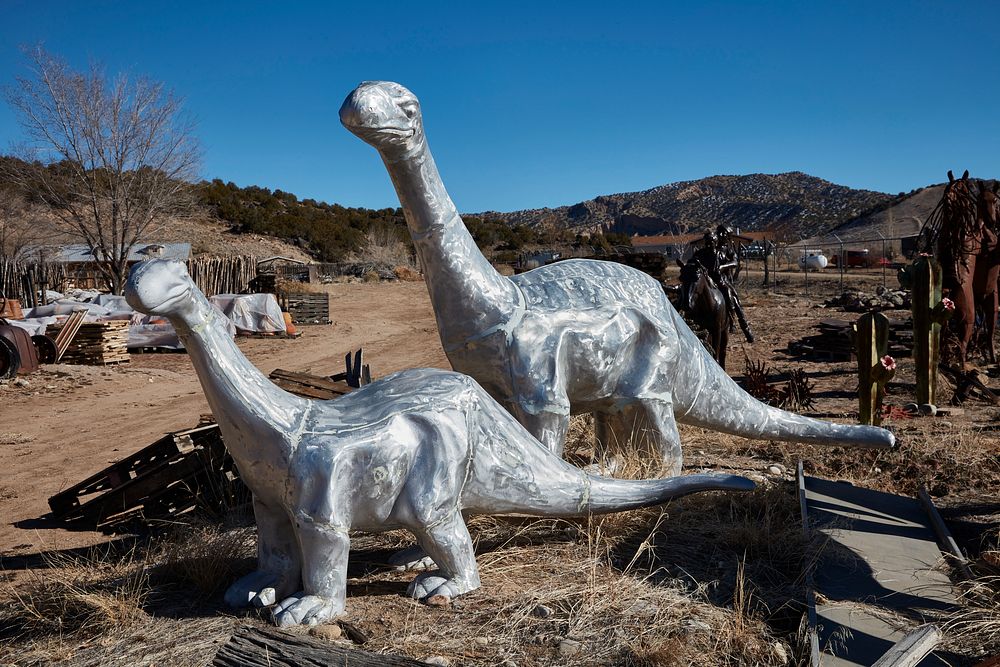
[920,171,999,368]
[974,180,1000,364]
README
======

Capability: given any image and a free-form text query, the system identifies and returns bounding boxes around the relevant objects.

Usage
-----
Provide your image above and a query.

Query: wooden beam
[212,625,433,667]
[872,625,942,667]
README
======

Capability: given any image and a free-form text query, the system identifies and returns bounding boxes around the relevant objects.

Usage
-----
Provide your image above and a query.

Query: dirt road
[0,281,449,555]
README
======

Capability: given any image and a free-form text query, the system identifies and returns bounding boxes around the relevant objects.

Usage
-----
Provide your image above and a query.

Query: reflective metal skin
[340,81,896,474]
[124,259,755,626]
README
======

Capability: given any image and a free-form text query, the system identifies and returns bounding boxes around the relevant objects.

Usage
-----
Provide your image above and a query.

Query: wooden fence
[0,254,260,304]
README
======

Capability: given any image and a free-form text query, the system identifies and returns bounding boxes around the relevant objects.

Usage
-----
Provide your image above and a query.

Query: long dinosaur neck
[381,138,519,348]
[168,290,307,463]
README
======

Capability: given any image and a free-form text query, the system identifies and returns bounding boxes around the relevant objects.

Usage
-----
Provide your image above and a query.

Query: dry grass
[343,227,416,270]
[151,519,255,598]
[940,528,1000,657]
[0,545,150,645]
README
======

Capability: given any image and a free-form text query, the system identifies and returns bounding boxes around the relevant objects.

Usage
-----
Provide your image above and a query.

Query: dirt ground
[1,268,998,666]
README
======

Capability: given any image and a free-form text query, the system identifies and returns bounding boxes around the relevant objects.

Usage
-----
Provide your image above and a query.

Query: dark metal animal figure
[973,180,1000,363]
[922,170,985,369]
[677,259,729,367]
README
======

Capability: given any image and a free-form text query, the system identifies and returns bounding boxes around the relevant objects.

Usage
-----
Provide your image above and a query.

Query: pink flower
[940,298,955,311]
[880,355,897,371]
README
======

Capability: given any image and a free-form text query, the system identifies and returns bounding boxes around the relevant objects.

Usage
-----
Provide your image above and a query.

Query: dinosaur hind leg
[631,400,683,476]
[408,510,481,603]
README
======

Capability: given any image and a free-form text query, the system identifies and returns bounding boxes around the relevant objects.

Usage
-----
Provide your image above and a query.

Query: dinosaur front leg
[272,518,350,627]
[225,497,300,608]
[408,510,481,604]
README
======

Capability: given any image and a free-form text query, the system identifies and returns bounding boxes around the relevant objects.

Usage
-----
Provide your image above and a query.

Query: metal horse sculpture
[677,259,729,367]
[921,171,1000,367]
[974,180,1000,363]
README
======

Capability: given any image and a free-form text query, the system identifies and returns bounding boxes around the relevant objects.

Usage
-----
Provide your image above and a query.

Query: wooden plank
[872,626,942,667]
[212,625,433,667]
[918,487,974,579]
[269,368,353,395]
[53,309,88,361]
[798,461,821,667]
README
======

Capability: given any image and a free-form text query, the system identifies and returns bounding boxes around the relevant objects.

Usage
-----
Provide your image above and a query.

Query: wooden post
[908,256,943,405]
[856,311,891,425]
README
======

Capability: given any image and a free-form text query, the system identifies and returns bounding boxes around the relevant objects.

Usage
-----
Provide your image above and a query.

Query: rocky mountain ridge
[477,172,893,241]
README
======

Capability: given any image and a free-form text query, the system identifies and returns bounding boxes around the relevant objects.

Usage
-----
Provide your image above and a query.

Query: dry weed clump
[343,227,416,270]
[152,520,255,598]
[0,546,150,643]
[940,528,1000,657]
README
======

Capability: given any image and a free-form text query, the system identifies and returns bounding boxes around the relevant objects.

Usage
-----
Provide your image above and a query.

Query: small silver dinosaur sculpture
[341,81,895,474]
[124,259,754,626]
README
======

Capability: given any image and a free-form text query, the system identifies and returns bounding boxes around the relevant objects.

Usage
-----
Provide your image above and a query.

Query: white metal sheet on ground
[804,475,958,666]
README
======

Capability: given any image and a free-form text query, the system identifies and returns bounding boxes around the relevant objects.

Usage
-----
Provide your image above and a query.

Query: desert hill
[477,172,893,241]
[825,178,999,243]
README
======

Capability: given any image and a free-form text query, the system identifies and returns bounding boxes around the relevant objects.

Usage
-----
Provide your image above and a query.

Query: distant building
[25,242,192,289]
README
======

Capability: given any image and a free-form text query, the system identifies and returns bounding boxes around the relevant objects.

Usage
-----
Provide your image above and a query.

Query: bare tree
[0,188,36,261]
[2,46,200,293]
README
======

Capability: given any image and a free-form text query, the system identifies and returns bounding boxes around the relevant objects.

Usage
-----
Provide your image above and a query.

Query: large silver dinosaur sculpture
[340,81,895,474]
[124,258,754,626]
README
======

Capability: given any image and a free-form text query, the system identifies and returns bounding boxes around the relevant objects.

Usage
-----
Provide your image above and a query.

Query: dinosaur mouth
[148,287,190,311]
[370,126,414,138]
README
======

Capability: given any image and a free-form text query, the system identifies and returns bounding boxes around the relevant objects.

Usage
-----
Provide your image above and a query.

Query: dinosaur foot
[272,592,343,627]
[407,572,476,605]
[224,570,296,609]
[388,545,436,571]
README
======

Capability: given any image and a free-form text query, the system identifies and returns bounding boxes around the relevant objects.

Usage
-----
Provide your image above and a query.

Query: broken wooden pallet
[48,423,246,530]
[268,368,355,400]
[268,348,373,399]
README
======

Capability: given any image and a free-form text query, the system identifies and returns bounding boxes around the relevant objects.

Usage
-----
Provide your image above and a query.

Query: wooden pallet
[48,423,246,530]
[280,292,330,325]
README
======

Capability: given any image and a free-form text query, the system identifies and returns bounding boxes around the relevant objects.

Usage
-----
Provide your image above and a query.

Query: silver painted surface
[341,81,895,474]
[124,259,754,626]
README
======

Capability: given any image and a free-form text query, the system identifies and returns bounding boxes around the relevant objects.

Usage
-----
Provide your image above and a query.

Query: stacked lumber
[57,320,130,365]
[281,292,330,324]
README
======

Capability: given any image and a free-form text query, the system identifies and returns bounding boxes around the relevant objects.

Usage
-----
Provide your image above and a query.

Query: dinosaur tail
[670,310,895,450]
[463,382,756,518]
[579,473,755,516]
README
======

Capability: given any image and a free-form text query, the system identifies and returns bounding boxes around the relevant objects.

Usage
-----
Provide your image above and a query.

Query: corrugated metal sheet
[31,243,192,263]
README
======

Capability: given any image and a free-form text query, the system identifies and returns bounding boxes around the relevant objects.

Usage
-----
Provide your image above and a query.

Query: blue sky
[1,1,997,212]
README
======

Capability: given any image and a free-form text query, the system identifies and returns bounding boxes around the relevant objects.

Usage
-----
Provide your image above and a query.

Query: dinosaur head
[340,81,424,156]
[125,259,195,316]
